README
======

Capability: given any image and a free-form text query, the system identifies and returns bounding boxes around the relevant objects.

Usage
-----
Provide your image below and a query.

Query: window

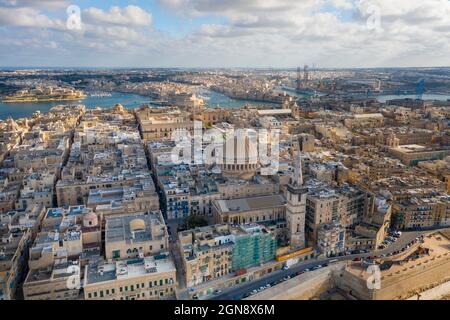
[113,250,120,259]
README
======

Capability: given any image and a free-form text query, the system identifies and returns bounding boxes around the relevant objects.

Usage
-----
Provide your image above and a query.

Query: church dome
[113,103,125,114]
[219,129,259,180]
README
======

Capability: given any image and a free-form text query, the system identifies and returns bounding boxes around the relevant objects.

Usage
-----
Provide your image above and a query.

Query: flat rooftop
[257,109,292,116]
[353,113,383,118]
[105,212,165,243]
[392,144,427,153]
[214,194,286,213]
[85,255,176,285]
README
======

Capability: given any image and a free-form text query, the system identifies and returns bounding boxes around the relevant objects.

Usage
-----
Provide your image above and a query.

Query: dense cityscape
[0,67,449,301]
[0,0,449,309]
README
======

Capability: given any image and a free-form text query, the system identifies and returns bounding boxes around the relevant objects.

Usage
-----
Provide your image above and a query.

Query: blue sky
[0,0,449,68]
[70,0,227,36]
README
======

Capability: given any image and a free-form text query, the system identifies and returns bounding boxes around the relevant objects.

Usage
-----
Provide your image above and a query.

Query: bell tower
[285,140,307,249]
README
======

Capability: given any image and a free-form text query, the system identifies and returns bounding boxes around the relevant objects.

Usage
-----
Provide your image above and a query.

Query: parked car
[329,259,339,264]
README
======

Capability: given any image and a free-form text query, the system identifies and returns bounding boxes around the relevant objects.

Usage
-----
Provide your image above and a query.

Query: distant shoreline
[2,96,86,103]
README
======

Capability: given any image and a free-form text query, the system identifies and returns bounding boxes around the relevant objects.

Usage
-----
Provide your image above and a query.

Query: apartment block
[84,254,176,300]
[105,211,169,261]
[179,224,277,288]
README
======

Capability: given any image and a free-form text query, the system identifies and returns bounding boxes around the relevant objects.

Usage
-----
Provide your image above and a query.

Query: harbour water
[199,89,278,108]
[375,94,450,103]
[0,92,152,119]
[3,90,448,119]
[0,90,278,119]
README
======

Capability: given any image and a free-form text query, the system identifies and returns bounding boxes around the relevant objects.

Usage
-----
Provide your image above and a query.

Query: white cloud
[0,0,449,67]
[0,0,69,9]
[83,5,152,27]
[0,7,65,29]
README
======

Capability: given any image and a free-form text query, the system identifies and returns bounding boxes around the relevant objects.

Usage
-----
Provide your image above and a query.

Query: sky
[0,0,449,68]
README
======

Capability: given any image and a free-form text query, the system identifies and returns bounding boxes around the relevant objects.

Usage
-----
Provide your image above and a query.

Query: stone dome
[83,211,99,228]
[219,129,259,180]
[130,218,146,232]
[113,103,125,114]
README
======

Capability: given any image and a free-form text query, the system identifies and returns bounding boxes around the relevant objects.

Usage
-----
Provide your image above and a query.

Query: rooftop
[105,211,165,244]
[85,255,176,285]
[214,194,286,213]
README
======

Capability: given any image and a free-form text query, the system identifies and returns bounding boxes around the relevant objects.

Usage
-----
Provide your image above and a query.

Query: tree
[184,215,208,229]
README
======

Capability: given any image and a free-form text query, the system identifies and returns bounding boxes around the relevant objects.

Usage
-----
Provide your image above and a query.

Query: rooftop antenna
[296,67,302,91]
[293,139,303,187]
[303,65,309,87]
[416,79,425,100]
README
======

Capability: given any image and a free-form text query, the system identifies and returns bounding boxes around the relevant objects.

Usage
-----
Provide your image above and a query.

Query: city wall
[336,253,450,300]
[246,263,345,300]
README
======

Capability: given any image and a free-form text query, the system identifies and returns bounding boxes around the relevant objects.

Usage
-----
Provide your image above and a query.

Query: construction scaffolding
[231,229,277,271]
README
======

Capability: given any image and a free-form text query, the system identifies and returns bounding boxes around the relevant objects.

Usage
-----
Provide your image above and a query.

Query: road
[209,230,430,300]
